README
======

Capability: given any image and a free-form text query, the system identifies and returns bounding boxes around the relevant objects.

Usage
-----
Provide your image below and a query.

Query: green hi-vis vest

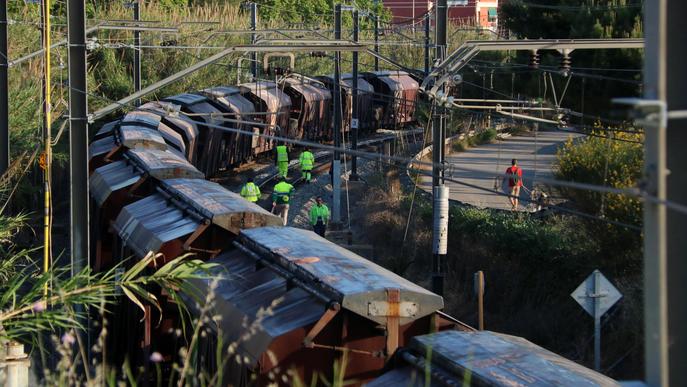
[299,151,315,169]
[309,204,330,225]
[272,181,294,204]
[277,145,288,162]
[240,182,260,202]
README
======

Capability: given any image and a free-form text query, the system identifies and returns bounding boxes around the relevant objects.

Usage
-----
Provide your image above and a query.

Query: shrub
[555,129,643,228]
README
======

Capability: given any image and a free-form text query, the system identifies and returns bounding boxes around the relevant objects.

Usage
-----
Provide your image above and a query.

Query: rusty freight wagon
[363,71,419,129]
[89,148,204,271]
[240,81,292,153]
[184,226,463,386]
[280,76,332,141]
[369,330,620,386]
[200,86,258,166]
[137,101,201,166]
[104,178,282,368]
[163,93,237,177]
[88,118,184,173]
[318,74,376,133]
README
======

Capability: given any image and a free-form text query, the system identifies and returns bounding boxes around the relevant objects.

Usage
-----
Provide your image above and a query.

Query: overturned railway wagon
[369,330,620,386]
[186,226,462,385]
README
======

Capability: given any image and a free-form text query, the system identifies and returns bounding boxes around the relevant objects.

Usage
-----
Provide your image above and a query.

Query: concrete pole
[332,4,342,224]
[250,2,258,79]
[67,0,89,276]
[431,0,448,297]
[133,0,141,106]
[351,10,359,180]
[0,2,8,176]
[664,0,687,385]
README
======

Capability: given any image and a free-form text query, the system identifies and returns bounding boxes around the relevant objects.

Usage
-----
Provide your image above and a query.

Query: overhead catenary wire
[74,84,687,221]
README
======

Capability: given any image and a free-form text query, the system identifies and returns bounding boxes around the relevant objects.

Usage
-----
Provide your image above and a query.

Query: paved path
[419,130,583,210]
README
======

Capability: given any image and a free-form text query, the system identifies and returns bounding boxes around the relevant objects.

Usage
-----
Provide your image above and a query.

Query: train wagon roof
[113,193,203,258]
[281,78,332,103]
[201,86,256,117]
[187,251,326,367]
[138,101,200,163]
[88,125,169,160]
[369,331,620,387]
[241,81,292,109]
[239,227,443,325]
[363,71,419,92]
[160,178,282,234]
[90,148,203,206]
[319,74,374,93]
[122,111,186,154]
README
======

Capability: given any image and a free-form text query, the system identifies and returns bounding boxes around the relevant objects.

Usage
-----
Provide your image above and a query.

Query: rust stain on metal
[295,257,320,264]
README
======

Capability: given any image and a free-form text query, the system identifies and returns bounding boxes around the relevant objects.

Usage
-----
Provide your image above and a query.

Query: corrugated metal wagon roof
[188,252,325,367]
[369,331,621,387]
[239,226,443,325]
[161,178,282,233]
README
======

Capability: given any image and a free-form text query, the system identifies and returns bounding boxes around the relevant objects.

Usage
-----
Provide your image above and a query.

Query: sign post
[571,270,622,371]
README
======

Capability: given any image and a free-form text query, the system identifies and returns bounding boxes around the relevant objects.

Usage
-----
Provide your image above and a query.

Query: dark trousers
[313,222,326,238]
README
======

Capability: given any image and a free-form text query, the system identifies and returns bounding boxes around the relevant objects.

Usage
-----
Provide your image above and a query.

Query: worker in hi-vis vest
[271,177,295,225]
[309,196,330,237]
[240,177,261,203]
[299,147,315,183]
[276,144,289,179]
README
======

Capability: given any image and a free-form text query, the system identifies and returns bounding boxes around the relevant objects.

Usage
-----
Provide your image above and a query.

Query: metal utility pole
[424,12,430,77]
[373,2,380,71]
[133,0,141,105]
[665,0,687,384]
[0,1,8,176]
[642,1,669,385]
[67,0,89,276]
[332,4,342,224]
[250,2,258,79]
[351,10,359,180]
[431,0,448,297]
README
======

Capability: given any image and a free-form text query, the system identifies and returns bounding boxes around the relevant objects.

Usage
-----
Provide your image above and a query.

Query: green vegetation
[556,129,643,228]
[361,167,643,378]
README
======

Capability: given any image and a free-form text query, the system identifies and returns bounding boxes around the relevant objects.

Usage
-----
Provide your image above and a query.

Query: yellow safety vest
[240,182,260,202]
[277,145,288,162]
[309,204,330,225]
[273,181,294,204]
[300,151,315,169]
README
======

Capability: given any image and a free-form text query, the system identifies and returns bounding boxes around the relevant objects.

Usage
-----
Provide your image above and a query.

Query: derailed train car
[368,330,620,386]
[185,226,463,385]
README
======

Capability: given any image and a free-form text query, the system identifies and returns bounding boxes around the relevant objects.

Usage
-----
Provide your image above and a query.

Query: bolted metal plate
[571,270,622,317]
[368,300,418,318]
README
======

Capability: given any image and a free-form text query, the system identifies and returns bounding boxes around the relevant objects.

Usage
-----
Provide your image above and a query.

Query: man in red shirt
[505,158,523,210]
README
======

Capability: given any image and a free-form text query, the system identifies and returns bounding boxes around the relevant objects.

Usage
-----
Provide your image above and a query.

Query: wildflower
[61,332,76,346]
[32,300,47,312]
[150,352,163,363]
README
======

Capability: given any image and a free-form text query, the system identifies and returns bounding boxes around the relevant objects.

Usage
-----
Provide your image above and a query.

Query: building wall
[383,0,498,30]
